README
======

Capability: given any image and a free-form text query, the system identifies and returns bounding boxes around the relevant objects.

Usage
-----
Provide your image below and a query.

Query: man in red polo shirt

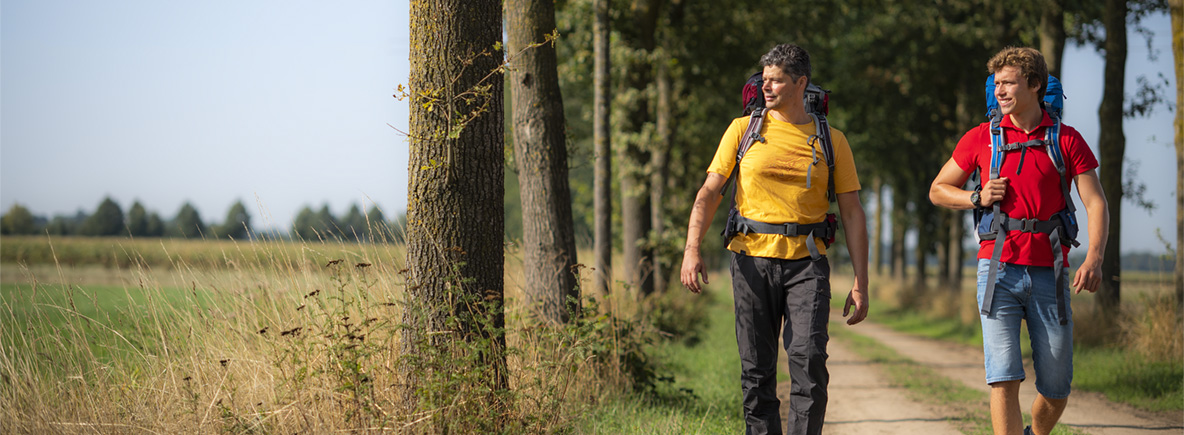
[929,47,1109,435]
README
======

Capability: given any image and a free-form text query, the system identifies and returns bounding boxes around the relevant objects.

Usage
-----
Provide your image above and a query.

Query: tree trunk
[873,176,884,276]
[916,205,931,290]
[892,191,909,281]
[592,0,613,296]
[1096,0,1126,321]
[1172,0,1183,306]
[949,208,965,292]
[1039,0,1066,76]
[403,0,506,421]
[936,207,951,288]
[651,50,672,294]
[507,0,580,323]
[619,0,663,297]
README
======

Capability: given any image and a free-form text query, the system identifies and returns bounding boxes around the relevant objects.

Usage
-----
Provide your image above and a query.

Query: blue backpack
[975,74,1079,325]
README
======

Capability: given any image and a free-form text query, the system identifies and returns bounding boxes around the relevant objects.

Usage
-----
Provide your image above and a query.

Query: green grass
[1,282,208,327]
[574,289,745,434]
[1073,347,1184,412]
[0,281,218,376]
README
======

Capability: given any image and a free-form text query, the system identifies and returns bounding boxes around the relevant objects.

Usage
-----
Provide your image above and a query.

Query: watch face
[971,191,981,207]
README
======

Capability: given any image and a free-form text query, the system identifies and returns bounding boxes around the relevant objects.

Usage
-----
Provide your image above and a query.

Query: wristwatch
[970,186,983,208]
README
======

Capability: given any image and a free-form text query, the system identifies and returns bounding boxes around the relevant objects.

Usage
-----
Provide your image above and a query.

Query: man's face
[762,65,805,112]
[993,65,1040,117]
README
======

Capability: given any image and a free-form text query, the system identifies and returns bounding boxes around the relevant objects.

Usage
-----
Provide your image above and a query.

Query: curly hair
[760,43,811,82]
[987,47,1048,99]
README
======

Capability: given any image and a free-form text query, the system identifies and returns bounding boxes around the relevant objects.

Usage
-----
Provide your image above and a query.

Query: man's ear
[796,74,809,90]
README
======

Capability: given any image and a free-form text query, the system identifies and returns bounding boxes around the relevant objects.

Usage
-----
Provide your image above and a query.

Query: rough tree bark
[507,0,580,323]
[403,0,506,419]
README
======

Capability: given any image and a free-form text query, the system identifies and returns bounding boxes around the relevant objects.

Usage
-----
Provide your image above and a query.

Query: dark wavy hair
[759,43,811,82]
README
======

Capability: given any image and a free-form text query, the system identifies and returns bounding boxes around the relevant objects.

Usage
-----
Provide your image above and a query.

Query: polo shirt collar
[1000,109,1054,133]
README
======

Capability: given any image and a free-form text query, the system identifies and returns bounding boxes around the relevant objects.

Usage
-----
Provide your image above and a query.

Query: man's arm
[836,191,869,325]
[680,172,728,294]
[929,157,1008,210]
[1071,169,1108,293]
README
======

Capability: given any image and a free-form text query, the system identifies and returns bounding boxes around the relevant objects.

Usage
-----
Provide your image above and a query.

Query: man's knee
[990,379,1022,394]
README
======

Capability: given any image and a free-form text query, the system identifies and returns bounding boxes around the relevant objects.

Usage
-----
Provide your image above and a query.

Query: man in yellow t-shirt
[680,43,870,435]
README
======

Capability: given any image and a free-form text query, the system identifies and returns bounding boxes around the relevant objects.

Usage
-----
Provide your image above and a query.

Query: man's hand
[843,286,868,325]
[680,248,709,294]
[1072,255,1103,294]
[980,177,1009,207]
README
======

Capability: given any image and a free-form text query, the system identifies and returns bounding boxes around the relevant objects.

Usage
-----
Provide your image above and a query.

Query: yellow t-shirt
[707,113,861,260]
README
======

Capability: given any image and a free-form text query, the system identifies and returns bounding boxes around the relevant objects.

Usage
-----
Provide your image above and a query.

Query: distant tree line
[0,198,404,242]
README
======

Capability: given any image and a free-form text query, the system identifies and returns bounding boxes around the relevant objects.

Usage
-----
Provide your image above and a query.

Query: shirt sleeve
[705,117,747,178]
[1060,125,1099,177]
[830,128,861,193]
[951,124,987,174]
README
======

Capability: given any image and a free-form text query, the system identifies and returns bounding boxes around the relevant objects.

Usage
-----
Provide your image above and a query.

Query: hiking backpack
[975,73,1080,325]
[720,71,838,260]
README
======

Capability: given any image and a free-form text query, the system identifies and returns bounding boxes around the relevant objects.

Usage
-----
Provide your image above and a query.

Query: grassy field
[0,235,728,433]
[2,235,1179,432]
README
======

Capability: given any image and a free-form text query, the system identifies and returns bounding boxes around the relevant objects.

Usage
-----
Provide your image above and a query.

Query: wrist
[970,185,983,209]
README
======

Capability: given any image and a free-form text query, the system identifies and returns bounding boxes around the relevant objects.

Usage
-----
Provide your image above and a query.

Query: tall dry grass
[1,228,675,433]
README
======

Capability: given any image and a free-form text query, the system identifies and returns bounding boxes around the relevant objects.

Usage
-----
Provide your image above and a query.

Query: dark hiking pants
[731,252,831,435]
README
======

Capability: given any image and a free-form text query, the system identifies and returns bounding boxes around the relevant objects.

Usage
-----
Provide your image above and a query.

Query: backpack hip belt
[725,213,837,261]
[978,210,1074,326]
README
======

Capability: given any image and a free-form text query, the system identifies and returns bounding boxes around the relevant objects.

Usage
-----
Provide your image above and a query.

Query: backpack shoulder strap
[808,112,837,203]
[721,109,767,200]
[1044,116,1077,214]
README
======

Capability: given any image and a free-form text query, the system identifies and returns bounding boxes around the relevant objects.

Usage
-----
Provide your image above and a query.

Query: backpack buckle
[781,223,799,236]
[1020,218,1037,233]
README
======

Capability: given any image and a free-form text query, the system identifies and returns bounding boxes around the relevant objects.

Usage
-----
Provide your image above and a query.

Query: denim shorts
[976,258,1073,399]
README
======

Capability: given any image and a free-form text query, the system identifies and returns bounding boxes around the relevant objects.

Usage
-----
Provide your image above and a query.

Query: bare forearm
[842,207,870,289]
[930,183,975,210]
[837,192,869,289]
[1084,198,1108,261]
[685,187,724,252]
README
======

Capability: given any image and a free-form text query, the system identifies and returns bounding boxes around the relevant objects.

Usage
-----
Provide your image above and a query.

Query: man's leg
[1031,394,1068,435]
[976,259,1029,435]
[1026,265,1074,435]
[733,253,786,435]
[990,380,1024,435]
[782,257,830,435]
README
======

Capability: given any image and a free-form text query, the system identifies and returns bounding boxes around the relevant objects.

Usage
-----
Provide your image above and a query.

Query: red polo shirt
[952,111,1098,267]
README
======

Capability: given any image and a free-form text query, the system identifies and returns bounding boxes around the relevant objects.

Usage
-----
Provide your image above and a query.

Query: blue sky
[1,1,1177,254]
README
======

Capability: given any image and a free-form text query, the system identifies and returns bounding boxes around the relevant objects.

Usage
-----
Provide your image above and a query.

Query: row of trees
[540,0,1180,315]
[400,1,1181,421]
[0,199,402,242]
[0,199,235,239]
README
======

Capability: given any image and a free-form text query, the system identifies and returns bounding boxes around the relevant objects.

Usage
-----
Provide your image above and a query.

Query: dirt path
[789,325,964,434]
[847,320,1184,434]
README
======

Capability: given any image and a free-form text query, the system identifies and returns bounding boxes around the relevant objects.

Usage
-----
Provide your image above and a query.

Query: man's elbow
[927,184,941,207]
